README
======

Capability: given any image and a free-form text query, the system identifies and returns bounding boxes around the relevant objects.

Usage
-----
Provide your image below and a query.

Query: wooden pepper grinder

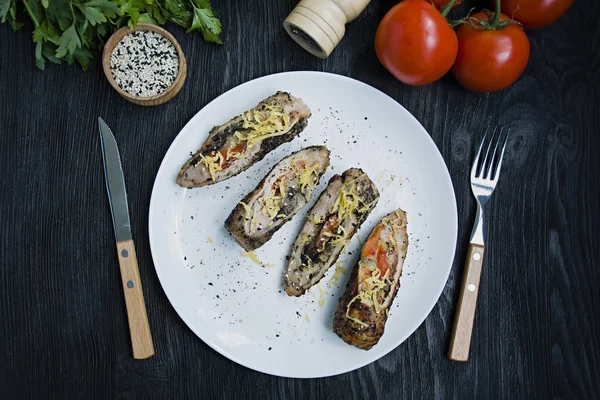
[284,0,371,58]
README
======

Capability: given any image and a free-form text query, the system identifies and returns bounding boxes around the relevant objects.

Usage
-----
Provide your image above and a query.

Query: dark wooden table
[1,1,599,398]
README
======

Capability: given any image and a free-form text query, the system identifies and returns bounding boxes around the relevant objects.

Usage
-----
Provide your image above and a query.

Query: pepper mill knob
[283,0,371,58]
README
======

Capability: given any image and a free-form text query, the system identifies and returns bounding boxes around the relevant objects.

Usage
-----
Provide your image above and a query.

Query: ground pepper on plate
[110,31,179,97]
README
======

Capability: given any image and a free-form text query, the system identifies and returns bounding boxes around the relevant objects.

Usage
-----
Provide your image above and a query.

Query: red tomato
[375,0,458,86]
[361,226,381,258]
[501,0,573,29]
[452,12,530,92]
[431,0,464,9]
[376,246,391,276]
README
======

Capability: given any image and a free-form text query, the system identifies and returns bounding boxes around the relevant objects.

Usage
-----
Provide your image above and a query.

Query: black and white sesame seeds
[110,31,179,97]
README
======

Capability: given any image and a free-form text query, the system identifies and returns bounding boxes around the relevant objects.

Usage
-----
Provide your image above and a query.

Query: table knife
[98,117,155,359]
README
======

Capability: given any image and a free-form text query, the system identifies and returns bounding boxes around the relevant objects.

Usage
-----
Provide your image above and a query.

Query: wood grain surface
[1,0,599,398]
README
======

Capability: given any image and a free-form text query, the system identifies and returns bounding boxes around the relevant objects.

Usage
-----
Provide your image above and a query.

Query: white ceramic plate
[149,72,457,378]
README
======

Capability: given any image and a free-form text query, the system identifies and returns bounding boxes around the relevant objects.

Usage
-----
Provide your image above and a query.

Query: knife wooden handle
[116,240,155,359]
[448,243,485,362]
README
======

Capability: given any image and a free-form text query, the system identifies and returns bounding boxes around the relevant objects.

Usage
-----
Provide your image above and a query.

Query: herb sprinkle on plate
[110,31,179,98]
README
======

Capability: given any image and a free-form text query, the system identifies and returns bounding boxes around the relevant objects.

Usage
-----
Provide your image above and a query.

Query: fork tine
[483,129,502,179]
[480,127,497,178]
[471,131,487,179]
[491,129,509,181]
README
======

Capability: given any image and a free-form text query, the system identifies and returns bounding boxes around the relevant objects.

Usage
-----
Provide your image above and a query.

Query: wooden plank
[0,0,598,398]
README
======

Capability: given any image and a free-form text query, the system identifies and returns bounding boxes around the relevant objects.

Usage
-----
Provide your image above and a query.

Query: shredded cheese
[207,236,213,243]
[329,225,348,247]
[329,261,348,287]
[345,297,369,328]
[345,267,392,328]
[329,184,362,222]
[225,146,243,161]
[358,198,378,213]
[308,215,326,224]
[195,105,298,179]
[199,151,226,182]
[297,162,321,193]
[235,105,299,149]
[259,196,283,220]
[277,176,287,198]
[241,250,274,267]
[322,184,369,247]
[238,201,252,219]
[254,161,323,223]
[316,283,327,306]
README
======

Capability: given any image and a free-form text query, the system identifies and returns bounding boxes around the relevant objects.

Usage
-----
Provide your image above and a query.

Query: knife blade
[98,117,155,359]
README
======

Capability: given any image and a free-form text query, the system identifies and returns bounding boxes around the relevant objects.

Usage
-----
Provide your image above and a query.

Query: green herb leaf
[84,0,122,19]
[2,0,223,70]
[0,0,10,22]
[46,1,74,31]
[97,23,108,37]
[119,0,148,27]
[1,0,23,30]
[55,24,81,58]
[33,20,60,44]
[35,41,46,70]
[82,6,107,26]
[42,41,62,64]
[188,1,222,44]
[75,47,93,70]
[138,12,156,24]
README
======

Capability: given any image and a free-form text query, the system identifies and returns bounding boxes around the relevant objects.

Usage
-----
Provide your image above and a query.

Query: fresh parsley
[0,0,222,70]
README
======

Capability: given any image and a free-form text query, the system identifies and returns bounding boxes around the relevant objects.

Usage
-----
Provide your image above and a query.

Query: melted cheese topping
[328,225,348,247]
[239,201,252,219]
[308,215,326,224]
[277,176,287,199]
[199,151,226,182]
[329,261,347,287]
[260,196,283,220]
[345,267,392,328]
[244,161,323,227]
[241,250,274,267]
[323,184,370,247]
[297,162,321,193]
[225,147,243,161]
[236,105,298,149]
[197,105,298,180]
[329,184,362,222]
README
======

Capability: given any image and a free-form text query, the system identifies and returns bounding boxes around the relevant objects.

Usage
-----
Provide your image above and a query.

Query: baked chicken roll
[177,91,311,188]
[224,146,330,251]
[333,208,408,350]
[285,168,379,296]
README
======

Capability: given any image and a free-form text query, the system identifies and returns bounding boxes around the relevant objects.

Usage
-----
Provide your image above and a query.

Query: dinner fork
[448,129,509,362]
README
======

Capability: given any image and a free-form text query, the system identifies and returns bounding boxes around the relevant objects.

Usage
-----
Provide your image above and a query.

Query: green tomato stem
[440,0,459,18]
[491,0,502,25]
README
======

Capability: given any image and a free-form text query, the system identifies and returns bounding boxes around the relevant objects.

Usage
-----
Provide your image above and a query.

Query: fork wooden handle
[448,243,485,362]
[116,240,155,359]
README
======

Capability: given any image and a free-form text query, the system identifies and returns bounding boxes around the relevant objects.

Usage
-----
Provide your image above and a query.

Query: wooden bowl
[102,24,187,106]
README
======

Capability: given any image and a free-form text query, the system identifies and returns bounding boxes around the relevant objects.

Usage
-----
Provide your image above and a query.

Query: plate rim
[148,71,458,378]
